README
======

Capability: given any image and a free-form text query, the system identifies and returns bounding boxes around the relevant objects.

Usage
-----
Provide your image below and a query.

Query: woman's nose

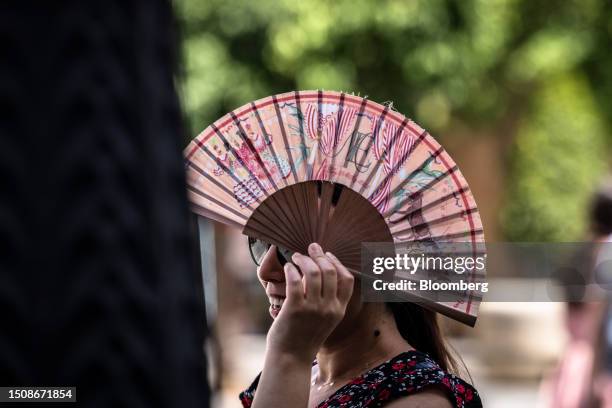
[257,245,285,283]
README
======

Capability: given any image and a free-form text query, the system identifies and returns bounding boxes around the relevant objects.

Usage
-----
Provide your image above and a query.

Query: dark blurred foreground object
[0,2,209,406]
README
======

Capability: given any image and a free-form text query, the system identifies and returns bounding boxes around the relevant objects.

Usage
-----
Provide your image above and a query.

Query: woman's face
[256,245,366,323]
[256,245,288,319]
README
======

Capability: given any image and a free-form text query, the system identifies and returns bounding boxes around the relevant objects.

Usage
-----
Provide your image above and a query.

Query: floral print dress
[239,350,482,408]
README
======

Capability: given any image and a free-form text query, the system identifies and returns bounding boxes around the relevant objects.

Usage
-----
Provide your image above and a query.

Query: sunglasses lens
[248,237,270,266]
[276,246,294,266]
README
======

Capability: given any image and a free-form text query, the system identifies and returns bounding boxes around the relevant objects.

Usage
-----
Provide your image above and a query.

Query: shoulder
[384,387,454,408]
[373,350,481,408]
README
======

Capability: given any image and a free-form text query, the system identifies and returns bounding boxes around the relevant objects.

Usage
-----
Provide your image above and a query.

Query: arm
[252,243,354,408]
[251,349,312,408]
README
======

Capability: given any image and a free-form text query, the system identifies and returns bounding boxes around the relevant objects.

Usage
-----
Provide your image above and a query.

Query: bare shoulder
[383,387,454,408]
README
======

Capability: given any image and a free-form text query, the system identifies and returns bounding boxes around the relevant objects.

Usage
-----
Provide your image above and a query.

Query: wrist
[265,347,315,368]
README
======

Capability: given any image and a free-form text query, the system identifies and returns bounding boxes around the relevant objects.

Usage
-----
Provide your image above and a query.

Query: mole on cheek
[374,329,380,337]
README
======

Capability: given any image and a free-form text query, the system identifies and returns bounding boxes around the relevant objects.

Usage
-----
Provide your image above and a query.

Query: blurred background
[176,0,612,406]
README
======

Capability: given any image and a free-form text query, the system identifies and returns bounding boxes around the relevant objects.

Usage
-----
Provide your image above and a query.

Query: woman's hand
[266,242,355,363]
[251,242,354,408]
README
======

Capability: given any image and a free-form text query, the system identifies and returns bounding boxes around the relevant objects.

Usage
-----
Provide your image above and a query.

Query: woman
[239,240,482,408]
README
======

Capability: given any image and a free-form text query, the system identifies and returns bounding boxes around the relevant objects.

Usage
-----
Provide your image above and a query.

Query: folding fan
[184,90,485,326]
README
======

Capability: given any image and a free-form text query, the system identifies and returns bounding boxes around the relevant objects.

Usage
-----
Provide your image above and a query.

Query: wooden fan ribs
[315,182,334,241]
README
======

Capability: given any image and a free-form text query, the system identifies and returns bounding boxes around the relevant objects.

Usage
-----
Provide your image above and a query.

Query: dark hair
[591,179,612,236]
[386,303,458,373]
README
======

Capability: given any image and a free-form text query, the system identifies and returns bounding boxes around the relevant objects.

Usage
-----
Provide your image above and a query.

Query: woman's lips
[268,296,285,318]
[269,304,280,318]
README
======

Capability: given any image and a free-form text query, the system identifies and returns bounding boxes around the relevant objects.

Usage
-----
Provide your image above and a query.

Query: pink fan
[184,90,485,325]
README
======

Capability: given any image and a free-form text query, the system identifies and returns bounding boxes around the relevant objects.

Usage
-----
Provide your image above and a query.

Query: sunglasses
[248,236,295,267]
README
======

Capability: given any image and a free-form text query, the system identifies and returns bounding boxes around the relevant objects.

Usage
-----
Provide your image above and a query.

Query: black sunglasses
[248,236,295,267]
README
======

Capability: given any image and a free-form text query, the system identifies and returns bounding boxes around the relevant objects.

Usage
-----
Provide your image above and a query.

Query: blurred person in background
[592,179,612,407]
[543,178,612,408]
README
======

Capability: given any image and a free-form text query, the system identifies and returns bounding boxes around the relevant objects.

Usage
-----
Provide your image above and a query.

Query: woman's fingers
[266,246,354,363]
[283,262,304,304]
[289,244,353,306]
[325,251,354,304]
[291,252,322,300]
[308,243,337,300]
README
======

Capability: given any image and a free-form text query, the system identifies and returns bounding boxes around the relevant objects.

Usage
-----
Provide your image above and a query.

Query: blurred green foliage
[501,74,607,241]
[177,0,612,241]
